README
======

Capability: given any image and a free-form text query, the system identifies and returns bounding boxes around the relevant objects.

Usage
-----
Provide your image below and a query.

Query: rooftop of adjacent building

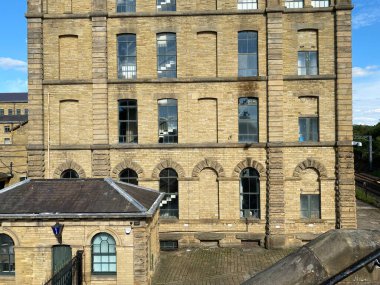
[0,178,164,219]
[0,92,28,103]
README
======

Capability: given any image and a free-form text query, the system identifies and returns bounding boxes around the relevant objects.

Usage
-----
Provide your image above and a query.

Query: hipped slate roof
[0,93,28,103]
[0,178,164,219]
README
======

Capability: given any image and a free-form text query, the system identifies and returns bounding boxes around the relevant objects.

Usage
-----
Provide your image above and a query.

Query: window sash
[119,100,138,144]
[237,0,258,10]
[285,0,304,8]
[299,117,319,142]
[298,51,318,75]
[0,235,15,274]
[157,33,177,78]
[118,34,137,79]
[238,31,258,77]
[158,99,178,143]
[117,0,136,12]
[240,168,260,218]
[159,169,179,218]
[157,0,176,11]
[300,194,320,219]
[238,98,258,143]
[120,168,138,185]
[92,234,117,274]
[311,0,329,8]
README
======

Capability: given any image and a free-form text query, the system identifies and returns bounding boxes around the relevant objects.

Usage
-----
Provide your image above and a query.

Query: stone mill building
[24,0,356,249]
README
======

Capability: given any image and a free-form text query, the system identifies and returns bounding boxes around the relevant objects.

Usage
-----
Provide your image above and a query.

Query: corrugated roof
[0,93,28,103]
[0,178,163,219]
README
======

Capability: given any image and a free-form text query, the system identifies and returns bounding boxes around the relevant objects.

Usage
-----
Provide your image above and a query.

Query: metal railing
[44,251,83,285]
[320,248,380,285]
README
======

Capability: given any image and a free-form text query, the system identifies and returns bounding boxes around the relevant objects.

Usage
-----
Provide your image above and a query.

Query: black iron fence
[44,250,83,285]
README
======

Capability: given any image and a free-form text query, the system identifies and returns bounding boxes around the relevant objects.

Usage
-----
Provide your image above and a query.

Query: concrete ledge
[159,233,183,241]
[195,232,225,241]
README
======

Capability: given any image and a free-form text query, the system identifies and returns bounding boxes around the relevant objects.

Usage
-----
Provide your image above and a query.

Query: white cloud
[352,0,380,29]
[0,57,27,72]
[0,79,28,93]
[353,72,380,125]
[353,66,380,78]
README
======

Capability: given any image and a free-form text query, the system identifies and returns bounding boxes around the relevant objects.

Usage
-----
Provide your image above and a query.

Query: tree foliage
[353,122,380,172]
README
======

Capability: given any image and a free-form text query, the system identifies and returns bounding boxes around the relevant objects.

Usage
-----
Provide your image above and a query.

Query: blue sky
[0,0,378,125]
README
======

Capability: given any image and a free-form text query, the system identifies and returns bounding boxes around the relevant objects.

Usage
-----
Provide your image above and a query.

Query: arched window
[240,168,260,218]
[0,234,15,274]
[159,168,178,218]
[119,168,138,185]
[92,233,116,274]
[61,169,79,179]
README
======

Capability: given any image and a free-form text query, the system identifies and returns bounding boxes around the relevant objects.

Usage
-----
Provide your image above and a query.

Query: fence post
[76,250,84,285]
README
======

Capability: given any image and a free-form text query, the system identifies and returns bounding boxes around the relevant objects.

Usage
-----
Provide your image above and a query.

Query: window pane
[117,0,136,12]
[158,99,178,143]
[238,98,258,143]
[299,117,318,142]
[238,31,258,77]
[119,100,138,144]
[157,0,176,11]
[240,168,260,218]
[118,34,137,79]
[92,233,116,274]
[159,168,179,217]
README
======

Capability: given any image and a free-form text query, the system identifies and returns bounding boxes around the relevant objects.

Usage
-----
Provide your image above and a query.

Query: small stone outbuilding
[0,178,163,285]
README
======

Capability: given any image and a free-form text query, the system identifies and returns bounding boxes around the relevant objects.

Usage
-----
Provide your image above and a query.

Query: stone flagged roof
[0,178,164,219]
[0,114,28,123]
[0,93,28,103]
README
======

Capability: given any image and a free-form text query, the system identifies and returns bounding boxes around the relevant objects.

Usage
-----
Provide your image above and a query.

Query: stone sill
[295,219,330,224]
[160,219,264,224]
[91,274,117,281]
[284,74,336,81]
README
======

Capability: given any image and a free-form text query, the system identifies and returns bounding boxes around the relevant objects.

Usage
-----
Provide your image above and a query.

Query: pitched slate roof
[0,178,164,219]
[0,93,28,103]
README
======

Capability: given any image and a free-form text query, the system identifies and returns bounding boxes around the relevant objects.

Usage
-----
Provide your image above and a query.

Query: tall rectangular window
[300,194,320,219]
[4,138,11,145]
[238,97,258,143]
[8,109,13,116]
[16,109,21,115]
[117,0,136,12]
[157,0,176,11]
[299,117,318,142]
[118,34,137,79]
[0,109,4,116]
[158,99,178,143]
[4,126,10,133]
[285,0,304,8]
[119,100,138,143]
[157,33,177,78]
[237,0,257,10]
[25,109,29,115]
[311,0,329,8]
[238,31,258,77]
[298,51,318,75]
